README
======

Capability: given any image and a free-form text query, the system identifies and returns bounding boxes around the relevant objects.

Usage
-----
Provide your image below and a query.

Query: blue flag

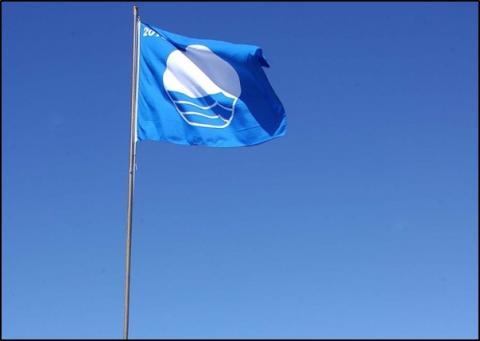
[137,22,287,147]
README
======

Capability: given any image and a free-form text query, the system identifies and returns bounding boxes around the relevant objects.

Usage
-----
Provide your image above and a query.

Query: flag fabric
[136,22,287,147]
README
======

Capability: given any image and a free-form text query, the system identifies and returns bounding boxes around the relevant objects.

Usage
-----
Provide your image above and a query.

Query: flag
[136,22,287,147]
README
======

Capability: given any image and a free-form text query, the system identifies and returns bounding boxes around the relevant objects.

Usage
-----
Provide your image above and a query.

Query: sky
[2,2,478,339]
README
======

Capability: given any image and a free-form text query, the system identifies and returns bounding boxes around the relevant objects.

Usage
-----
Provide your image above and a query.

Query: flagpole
[123,5,140,340]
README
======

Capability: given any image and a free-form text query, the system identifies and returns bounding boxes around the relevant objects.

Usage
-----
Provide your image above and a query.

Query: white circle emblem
[163,45,241,128]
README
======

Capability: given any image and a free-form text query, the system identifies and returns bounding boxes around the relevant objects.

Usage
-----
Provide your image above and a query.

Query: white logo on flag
[163,45,241,128]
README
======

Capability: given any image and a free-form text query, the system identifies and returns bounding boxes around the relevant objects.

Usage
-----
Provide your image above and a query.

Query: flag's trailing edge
[137,22,287,147]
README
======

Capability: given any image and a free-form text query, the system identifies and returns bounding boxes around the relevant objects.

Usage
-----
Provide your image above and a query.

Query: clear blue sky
[2,2,478,339]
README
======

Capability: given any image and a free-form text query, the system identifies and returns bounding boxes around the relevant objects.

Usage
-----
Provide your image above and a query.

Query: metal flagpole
[123,5,140,340]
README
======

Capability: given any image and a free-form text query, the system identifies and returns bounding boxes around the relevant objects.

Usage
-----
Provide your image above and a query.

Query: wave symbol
[167,91,237,128]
